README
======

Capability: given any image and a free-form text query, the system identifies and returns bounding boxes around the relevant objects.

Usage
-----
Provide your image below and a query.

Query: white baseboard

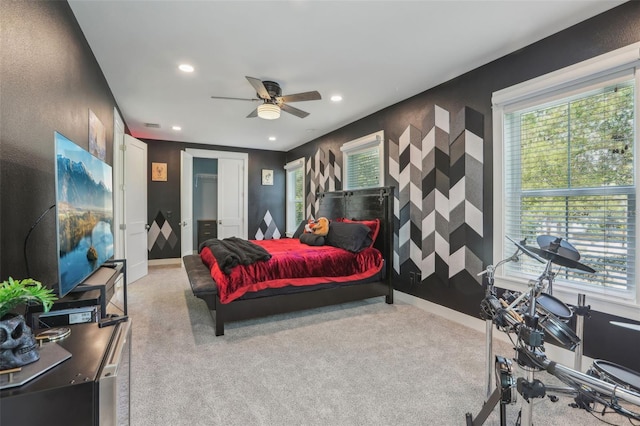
[148,258,182,266]
[394,291,595,372]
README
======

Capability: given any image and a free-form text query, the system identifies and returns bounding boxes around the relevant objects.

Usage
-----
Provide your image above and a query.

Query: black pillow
[292,220,307,239]
[299,232,325,246]
[325,221,372,252]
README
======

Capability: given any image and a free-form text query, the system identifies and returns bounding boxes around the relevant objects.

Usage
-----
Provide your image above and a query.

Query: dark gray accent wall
[287,2,640,370]
[0,1,119,286]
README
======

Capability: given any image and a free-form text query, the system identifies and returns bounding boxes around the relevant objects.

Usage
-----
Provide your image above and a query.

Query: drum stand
[469,235,640,425]
[471,247,590,426]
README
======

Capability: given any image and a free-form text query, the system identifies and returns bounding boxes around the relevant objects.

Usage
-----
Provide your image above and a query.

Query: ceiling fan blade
[211,96,261,102]
[278,91,321,103]
[246,108,258,118]
[245,76,271,100]
[280,103,310,118]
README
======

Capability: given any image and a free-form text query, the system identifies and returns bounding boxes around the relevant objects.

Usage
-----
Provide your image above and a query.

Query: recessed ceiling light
[268,136,276,141]
[330,95,343,102]
[178,64,194,73]
[172,126,181,131]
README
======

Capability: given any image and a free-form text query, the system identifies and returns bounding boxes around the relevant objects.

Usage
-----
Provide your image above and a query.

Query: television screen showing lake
[55,132,113,297]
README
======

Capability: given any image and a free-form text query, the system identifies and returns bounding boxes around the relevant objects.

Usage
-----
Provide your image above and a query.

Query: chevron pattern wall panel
[449,107,484,283]
[388,137,401,273]
[306,148,340,219]
[422,105,450,283]
[397,125,423,274]
[389,105,484,285]
[255,209,281,240]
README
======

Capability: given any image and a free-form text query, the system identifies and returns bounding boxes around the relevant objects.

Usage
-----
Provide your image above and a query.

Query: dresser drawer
[197,220,217,246]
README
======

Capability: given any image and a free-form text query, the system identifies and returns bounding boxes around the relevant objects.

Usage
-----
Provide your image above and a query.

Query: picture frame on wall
[262,169,273,186]
[152,162,167,181]
[88,109,106,160]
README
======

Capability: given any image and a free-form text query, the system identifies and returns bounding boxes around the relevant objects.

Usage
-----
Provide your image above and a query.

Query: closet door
[124,134,148,282]
[180,150,194,256]
[217,158,245,239]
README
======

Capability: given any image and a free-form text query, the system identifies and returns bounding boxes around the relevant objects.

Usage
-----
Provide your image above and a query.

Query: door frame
[113,107,125,259]
[183,148,248,253]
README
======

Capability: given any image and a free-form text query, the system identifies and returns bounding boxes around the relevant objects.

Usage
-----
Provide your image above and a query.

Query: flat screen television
[54,132,114,297]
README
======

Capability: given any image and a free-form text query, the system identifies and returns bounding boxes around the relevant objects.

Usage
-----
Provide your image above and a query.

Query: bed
[183,186,394,336]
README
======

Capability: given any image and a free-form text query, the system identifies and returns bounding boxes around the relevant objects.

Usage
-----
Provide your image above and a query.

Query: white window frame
[341,130,385,190]
[492,42,640,320]
[284,157,305,237]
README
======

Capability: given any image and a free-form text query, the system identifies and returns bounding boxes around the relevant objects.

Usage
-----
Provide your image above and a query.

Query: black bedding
[199,236,271,274]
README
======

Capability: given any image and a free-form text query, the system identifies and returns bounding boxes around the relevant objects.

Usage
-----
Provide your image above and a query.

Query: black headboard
[316,186,394,278]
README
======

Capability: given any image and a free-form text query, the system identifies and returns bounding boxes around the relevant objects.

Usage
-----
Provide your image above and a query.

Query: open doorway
[181,148,248,257]
[193,158,218,251]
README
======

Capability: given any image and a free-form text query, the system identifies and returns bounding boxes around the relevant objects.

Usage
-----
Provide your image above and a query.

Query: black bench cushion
[183,254,217,296]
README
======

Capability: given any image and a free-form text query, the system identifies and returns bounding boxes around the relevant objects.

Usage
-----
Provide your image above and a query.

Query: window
[341,131,384,190]
[285,158,305,236]
[493,43,640,317]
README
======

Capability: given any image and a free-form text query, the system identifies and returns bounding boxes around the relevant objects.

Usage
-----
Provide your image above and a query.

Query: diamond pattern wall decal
[255,210,281,240]
[148,210,178,252]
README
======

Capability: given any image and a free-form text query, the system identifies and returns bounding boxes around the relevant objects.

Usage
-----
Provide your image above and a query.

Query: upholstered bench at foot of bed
[183,255,217,309]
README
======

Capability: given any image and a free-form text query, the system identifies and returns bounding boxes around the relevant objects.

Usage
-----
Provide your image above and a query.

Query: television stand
[27,259,127,329]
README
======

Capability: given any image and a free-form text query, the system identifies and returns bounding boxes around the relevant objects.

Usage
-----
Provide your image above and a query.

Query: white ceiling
[69,1,624,152]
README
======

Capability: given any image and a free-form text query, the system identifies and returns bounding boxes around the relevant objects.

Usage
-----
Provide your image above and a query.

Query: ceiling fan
[211,76,321,119]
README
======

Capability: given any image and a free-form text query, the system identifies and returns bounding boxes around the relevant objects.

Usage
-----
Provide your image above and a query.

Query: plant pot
[0,314,39,370]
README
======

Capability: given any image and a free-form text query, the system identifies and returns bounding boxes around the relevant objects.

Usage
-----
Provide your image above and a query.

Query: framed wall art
[88,109,106,160]
[152,162,167,181]
[262,169,273,186]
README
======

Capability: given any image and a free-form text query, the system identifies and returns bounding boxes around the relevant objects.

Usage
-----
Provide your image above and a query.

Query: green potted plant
[0,277,57,370]
[0,277,57,320]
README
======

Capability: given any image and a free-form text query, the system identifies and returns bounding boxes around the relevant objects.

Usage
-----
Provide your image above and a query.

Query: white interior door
[217,158,244,239]
[181,150,194,256]
[124,134,148,283]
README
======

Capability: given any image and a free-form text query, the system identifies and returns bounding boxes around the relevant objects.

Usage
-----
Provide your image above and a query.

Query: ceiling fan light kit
[211,76,321,120]
[257,103,281,120]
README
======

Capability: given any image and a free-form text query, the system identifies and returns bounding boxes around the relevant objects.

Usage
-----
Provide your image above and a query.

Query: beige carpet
[126,265,631,425]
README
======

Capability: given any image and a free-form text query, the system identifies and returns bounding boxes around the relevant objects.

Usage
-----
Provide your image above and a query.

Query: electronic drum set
[466,235,640,426]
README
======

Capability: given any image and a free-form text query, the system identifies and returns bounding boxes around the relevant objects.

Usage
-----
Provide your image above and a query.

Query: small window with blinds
[285,158,305,236]
[341,131,384,190]
[502,74,636,294]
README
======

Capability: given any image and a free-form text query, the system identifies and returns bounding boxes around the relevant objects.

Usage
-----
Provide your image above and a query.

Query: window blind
[345,146,380,189]
[503,78,636,292]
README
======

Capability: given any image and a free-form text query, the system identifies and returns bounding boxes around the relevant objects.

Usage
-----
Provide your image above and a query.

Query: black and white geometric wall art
[306,147,341,219]
[297,107,484,285]
[422,105,451,284]
[255,209,282,240]
[147,210,179,252]
[449,107,484,284]
[388,105,484,284]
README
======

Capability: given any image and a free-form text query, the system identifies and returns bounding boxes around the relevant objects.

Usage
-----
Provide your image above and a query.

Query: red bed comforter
[200,238,384,304]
